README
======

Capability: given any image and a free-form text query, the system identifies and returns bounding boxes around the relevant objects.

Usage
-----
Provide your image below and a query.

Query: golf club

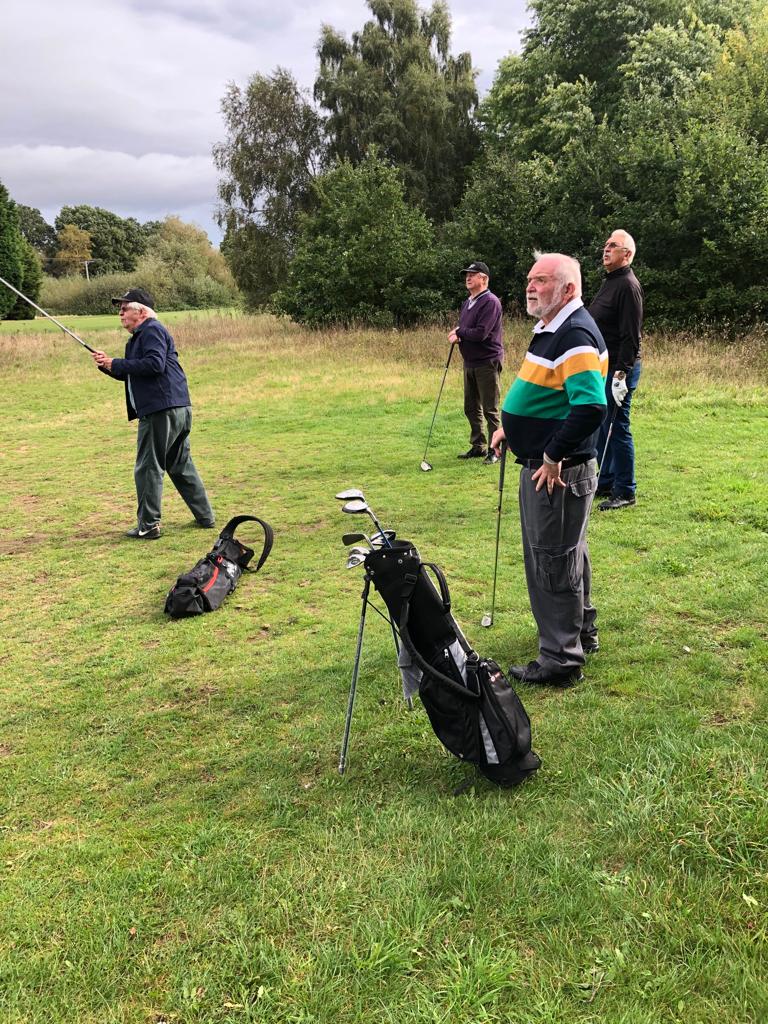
[335,488,366,501]
[347,546,369,557]
[0,275,96,353]
[481,441,507,628]
[341,499,393,548]
[371,529,396,548]
[346,552,367,569]
[598,402,619,474]
[420,343,455,472]
[342,532,371,546]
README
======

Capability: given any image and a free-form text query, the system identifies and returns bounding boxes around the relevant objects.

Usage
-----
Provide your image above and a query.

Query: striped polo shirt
[502,299,608,462]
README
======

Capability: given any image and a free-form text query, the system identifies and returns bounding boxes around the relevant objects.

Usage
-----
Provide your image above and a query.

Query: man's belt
[517,454,594,470]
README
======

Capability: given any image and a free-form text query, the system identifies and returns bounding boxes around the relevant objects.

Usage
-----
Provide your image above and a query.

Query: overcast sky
[0,0,529,246]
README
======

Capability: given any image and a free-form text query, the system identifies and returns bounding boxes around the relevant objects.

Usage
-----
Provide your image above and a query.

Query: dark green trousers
[463,360,502,452]
[134,406,213,529]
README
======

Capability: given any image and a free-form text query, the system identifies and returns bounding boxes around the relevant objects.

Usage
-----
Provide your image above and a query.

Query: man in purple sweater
[448,260,504,465]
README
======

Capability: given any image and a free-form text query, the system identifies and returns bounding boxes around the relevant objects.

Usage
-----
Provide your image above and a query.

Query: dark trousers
[463,360,502,452]
[134,406,213,528]
[598,361,641,498]
[519,460,598,671]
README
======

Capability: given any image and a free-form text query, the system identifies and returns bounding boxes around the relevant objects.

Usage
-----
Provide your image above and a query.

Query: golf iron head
[420,459,433,472]
[345,552,367,569]
[342,532,371,546]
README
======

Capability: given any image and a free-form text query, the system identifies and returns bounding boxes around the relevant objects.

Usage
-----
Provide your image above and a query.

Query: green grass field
[1,313,766,1023]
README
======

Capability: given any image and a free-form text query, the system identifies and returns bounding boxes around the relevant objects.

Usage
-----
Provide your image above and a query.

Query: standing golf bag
[365,541,541,786]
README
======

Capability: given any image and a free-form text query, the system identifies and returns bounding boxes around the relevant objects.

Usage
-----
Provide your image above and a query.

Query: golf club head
[480,613,493,628]
[348,546,369,557]
[342,499,368,514]
[342,532,367,546]
[371,530,395,548]
[420,460,433,472]
[345,552,366,569]
[335,488,365,501]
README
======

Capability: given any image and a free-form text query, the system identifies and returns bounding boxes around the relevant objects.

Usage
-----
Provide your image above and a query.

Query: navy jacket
[102,318,191,421]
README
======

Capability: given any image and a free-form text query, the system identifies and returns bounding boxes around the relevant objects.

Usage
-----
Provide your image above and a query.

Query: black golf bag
[365,541,541,786]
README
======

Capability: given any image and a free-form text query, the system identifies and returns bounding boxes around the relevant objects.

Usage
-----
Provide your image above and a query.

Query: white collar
[532,297,583,334]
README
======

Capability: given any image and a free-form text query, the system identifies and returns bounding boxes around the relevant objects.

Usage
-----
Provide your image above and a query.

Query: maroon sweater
[456,290,504,368]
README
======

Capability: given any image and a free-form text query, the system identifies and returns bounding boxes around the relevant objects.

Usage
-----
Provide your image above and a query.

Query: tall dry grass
[2,312,767,383]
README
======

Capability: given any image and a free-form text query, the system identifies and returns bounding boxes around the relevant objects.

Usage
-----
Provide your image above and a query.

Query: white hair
[124,301,156,318]
[533,251,582,298]
[610,229,636,263]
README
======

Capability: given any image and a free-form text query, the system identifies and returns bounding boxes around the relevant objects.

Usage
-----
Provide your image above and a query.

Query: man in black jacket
[588,230,644,510]
[91,288,214,539]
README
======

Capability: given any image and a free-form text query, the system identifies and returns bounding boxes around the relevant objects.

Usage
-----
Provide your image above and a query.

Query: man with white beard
[490,253,607,687]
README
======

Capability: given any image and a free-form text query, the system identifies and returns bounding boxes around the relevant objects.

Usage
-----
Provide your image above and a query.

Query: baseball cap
[461,261,490,276]
[111,288,156,308]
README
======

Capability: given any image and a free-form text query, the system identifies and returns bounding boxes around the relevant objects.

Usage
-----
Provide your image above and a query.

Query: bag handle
[398,566,480,702]
[219,515,274,571]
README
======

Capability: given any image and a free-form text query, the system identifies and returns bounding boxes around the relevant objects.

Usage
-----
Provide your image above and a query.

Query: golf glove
[611,374,629,407]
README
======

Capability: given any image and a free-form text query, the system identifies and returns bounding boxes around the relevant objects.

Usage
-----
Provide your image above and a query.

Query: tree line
[0,195,239,318]
[215,0,768,328]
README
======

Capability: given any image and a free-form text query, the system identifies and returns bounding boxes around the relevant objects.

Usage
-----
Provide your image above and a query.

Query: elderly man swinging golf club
[91,288,214,539]
[490,253,607,687]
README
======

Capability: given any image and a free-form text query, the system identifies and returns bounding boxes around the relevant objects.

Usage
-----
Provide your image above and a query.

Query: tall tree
[16,205,57,257]
[274,154,444,327]
[54,205,147,275]
[214,68,325,308]
[314,0,478,221]
[0,182,24,319]
[53,224,93,277]
[6,240,43,319]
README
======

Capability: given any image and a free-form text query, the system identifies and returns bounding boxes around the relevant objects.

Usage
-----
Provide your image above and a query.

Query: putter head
[420,460,433,472]
[480,613,493,628]
[342,532,367,546]
[342,499,368,514]
[335,488,365,501]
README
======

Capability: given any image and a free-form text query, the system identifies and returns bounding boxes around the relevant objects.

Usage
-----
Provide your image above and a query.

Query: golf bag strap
[422,562,451,612]
[219,515,274,571]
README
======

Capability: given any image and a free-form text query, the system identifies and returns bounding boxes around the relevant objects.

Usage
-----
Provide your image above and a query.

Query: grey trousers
[518,460,598,671]
[463,361,502,451]
[134,406,213,529]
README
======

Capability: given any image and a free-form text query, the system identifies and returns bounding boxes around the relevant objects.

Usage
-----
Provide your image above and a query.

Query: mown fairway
[1,313,766,1024]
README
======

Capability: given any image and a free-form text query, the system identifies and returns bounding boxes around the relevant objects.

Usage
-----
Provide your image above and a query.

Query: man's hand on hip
[532,459,566,494]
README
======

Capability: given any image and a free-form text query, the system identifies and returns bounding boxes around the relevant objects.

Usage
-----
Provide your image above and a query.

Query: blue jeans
[597,360,641,498]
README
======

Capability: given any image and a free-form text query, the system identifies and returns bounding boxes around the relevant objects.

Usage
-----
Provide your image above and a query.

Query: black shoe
[457,448,486,459]
[598,495,636,511]
[581,636,600,654]
[508,660,584,687]
[483,451,499,465]
[595,487,612,498]
[125,524,161,540]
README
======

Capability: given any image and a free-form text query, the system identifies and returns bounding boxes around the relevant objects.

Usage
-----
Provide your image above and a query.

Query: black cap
[111,288,156,308]
[461,261,490,277]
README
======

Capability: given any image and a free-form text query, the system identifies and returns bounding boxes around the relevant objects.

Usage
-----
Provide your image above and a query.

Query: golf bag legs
[339,576,371,774]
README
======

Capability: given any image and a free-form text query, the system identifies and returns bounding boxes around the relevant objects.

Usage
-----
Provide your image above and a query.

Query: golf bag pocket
[164,515,273,618]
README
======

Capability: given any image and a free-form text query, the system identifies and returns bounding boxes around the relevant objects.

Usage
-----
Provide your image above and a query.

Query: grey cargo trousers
[518,459,598,671]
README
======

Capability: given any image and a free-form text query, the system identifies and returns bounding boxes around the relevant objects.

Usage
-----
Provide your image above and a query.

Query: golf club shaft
[488,441,507,623]
[0,275,95,352]
[421,343,455,463]
[339,576,371,774]
[598,403,618,474]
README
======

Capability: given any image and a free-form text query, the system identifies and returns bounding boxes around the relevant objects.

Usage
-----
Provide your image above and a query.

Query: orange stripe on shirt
[518,351,604,389]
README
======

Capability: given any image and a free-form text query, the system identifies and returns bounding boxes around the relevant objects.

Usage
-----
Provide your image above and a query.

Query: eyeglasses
[604,242,628,251]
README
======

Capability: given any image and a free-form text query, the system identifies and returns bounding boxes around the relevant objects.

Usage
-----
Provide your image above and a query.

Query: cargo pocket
[569,475,597,499]
[533,546,579,593]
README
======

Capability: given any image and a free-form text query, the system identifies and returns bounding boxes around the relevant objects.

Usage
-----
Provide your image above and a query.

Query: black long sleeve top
[588,266,644,373]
